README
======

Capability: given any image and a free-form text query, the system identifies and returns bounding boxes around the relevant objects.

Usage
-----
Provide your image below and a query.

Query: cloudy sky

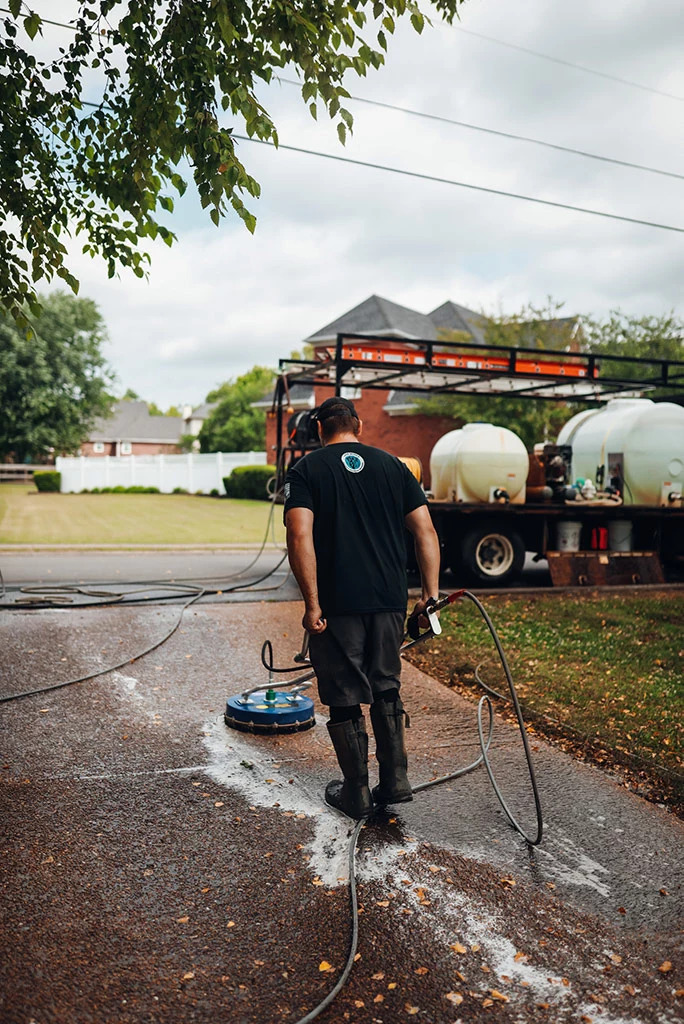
[34,1,684,408]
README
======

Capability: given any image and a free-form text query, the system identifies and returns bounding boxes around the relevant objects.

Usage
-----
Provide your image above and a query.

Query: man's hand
[410,597,440,632]
[303,604,327,634]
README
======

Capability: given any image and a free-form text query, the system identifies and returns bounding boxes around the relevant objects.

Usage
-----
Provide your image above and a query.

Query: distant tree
[1,0,465,326]
[583,311,683,399]
[121,387,140,401]
[417,301,580,449]
[199,366,275,453]
[0,291,114,461]
[148,401,181,417]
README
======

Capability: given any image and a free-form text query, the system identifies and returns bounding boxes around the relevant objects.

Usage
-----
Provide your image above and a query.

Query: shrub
[209,488,219,497]
[172,486,188,494]
[223,464,275,500]
[34,471,61,492]
[90,487,100,494]
[124,485,160,493]
[111,485,127,493]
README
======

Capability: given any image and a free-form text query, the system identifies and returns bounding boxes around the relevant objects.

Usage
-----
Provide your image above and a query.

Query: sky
[29,1,684,409]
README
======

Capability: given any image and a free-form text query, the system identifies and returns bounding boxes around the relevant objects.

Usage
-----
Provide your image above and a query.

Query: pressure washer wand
[402,590,466,651]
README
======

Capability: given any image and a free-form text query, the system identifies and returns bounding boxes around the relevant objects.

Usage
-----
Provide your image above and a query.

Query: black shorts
[308,612,405,707]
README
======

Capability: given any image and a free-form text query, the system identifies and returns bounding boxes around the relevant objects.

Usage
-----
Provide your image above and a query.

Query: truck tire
[456,526,525,586]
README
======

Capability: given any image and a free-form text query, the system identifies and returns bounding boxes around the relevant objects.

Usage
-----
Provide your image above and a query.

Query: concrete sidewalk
[1,601,681,1024]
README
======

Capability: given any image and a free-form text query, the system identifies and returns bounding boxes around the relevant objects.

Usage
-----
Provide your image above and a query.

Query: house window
[121,442,132,455]
[93,442,105,454]
[340,386,361,400]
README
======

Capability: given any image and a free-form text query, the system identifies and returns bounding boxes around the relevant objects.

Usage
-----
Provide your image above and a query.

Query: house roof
[305,294,439,343]
[252,383,314,410]
[88,401,183,443]
[428,301,489,345]
[188,401,217,420]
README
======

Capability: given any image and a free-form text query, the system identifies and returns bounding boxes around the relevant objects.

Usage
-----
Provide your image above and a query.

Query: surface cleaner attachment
[224,638,316,734]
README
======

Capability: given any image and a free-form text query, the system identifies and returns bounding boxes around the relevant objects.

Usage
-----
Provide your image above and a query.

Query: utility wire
[277,77,684,182]
[5,5,682,104]
[7,7,681,180]
[456,25,684,103]
[234,134,684,235]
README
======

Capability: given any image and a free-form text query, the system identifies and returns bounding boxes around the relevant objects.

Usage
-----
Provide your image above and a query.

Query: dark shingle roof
[89,401,183,443]
[305,294,438,343]
[428,301,489,345]
[252,383,314,409]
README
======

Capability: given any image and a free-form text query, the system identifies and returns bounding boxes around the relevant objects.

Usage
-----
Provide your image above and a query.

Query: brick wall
[265,388,456,488]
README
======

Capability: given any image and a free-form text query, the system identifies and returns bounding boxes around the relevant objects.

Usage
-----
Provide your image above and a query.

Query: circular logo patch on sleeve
[341,451,365,473]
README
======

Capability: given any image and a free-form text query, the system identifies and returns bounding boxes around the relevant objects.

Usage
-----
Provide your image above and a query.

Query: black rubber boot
[325,718,374,819]
[370,698,413,805]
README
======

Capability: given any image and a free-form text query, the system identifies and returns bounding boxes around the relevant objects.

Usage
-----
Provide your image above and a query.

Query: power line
[5,5,682,104]
[456,26,684,103]
[234,133,684,235]
[278,77,684,182]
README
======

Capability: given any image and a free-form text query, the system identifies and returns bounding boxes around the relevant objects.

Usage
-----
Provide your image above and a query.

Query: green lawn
[407,592,683,779]
[0,484,285,545]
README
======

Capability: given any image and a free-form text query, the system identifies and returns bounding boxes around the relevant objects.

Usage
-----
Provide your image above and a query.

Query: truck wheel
[458,526,525,586]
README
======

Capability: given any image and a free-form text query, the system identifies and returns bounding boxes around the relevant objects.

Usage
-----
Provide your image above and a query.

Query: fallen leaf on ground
[374,994,384,1003]
[450,942,467,954]
[609,954,622,964]
[312,878,323,886]
[214,801,224,808]
[354,1000,364,1008]
[482,998,493,1007]
[623,984,636,996]
[372,972,385,980]
[318,961,333,972]
[415,966,428,975]
[388,982,397,989]
[176,916,189,924]
[376,900,390,907]
[471,943,481,952]
[445,992,463,1004]
[513,952,526,962]
[405,1005,419,1015]
[658,961,672,973]
[183,972,195,980]
[490,989,508,1001]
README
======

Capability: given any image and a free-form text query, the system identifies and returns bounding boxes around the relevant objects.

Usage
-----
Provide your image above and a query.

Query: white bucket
[608,520,633,552]
[556,520,582,552]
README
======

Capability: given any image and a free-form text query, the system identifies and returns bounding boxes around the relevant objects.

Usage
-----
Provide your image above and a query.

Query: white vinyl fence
[56,451,267,494]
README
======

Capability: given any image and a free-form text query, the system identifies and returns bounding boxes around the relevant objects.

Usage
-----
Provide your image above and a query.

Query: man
[284,396,441,819]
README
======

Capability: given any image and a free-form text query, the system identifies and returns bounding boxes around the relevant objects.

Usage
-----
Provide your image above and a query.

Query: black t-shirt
[284,442,427,616]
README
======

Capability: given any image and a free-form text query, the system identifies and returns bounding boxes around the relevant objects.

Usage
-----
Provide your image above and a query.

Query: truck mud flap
[547,551,665,587]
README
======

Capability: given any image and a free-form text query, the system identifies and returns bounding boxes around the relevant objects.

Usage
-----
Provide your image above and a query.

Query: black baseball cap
[316,396,359,422]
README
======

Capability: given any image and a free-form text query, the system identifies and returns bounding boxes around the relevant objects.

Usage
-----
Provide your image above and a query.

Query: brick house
[80,400,183,456]
[258,295,582,487]
[256,295,493,487]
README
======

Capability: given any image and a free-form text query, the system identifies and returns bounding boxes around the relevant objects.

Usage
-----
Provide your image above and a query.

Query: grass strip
[0,485,285,545]
[406,591,683,797]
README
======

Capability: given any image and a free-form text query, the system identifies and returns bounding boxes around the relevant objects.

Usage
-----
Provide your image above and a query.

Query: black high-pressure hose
[0,493,291,702]
[288,589,543,1024]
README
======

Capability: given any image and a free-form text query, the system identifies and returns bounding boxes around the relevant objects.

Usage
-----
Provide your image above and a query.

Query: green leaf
[9,0,21,17]
[23,13,41,40]
[337,122,347,145]
[210,208,220,227]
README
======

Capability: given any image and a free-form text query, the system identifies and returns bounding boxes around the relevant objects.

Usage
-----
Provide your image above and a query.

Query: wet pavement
[1,601,682,1024]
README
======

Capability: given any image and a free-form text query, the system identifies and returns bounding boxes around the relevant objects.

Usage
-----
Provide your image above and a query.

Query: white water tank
[430,423,528,503]
[557,398,684,506]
